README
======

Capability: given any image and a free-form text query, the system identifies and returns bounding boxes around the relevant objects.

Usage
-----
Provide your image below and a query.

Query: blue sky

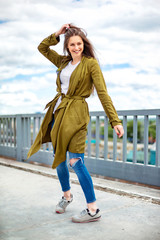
[0,0,160,114]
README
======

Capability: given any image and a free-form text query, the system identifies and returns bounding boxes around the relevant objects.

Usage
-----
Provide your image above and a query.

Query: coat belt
[61,93,85,100]
[45,93,85,109]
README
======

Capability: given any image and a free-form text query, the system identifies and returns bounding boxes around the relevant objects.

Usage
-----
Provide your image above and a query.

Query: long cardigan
[27,33,122,168]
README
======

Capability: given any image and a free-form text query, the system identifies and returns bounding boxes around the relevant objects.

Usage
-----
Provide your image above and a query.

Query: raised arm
[37,33,64,68]
[37,24,70,68]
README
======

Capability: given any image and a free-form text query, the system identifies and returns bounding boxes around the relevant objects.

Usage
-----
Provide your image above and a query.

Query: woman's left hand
[114,125,124,138]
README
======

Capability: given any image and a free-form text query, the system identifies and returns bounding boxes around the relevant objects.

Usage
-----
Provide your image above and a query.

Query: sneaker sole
[56,210,65,214]
[72,215,101,223]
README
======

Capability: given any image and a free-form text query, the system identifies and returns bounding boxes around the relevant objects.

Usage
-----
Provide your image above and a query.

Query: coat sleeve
[37,33,64,68]
[90,59,122,128]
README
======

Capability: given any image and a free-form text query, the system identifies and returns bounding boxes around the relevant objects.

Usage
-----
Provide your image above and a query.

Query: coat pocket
[73,105,82,125]
[73,101,89,125]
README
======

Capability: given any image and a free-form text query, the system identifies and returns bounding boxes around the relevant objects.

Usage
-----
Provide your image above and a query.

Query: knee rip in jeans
[69,157,83,168]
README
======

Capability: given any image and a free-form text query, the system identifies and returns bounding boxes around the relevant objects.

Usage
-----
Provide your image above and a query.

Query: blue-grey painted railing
[0,109,160,186]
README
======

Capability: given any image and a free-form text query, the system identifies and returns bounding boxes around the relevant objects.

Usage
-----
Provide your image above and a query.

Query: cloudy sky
[0,0,160,115]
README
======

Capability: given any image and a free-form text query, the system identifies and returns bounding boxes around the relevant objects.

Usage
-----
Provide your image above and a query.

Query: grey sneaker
[72,208,101,223]
[55,194,73,214]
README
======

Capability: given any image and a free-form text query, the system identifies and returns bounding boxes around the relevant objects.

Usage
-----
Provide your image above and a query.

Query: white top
[53,61,80,113]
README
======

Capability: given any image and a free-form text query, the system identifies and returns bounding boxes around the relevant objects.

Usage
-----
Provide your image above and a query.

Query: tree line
[91,118,156,143]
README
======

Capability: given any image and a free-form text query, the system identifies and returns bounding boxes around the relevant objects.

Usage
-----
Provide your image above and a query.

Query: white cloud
[87,67,160,112]
[0,0,160,115]
[0,73,57,114]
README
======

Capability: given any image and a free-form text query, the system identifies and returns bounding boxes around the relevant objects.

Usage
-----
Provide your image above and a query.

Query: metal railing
[0,109,160,186]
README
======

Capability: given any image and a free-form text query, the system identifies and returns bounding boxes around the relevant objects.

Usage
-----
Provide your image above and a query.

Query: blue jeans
[51,115,96,204]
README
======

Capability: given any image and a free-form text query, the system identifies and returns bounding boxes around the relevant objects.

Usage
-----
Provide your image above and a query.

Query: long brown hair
[63,24,96,59]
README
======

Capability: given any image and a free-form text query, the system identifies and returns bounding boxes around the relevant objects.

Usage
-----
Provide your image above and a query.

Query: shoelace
[80,209,88,216]
[59,198,67,208]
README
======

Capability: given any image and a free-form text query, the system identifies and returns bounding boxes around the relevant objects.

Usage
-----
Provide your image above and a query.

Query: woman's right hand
[55,24,70,37]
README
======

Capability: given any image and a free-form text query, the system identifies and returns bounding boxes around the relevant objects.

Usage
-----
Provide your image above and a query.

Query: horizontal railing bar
[90,109,160,116]
[0,115,17,118]
[0,109,160,119]
[0,114,45,118]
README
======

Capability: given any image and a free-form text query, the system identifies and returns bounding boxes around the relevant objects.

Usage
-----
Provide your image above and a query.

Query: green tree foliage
[127,119,156,143]
[91,118,156,143]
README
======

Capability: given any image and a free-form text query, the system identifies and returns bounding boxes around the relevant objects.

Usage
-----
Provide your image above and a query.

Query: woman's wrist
[55,31,60,37]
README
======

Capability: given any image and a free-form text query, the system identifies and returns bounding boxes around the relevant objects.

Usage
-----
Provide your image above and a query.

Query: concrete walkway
[0,158,160,240]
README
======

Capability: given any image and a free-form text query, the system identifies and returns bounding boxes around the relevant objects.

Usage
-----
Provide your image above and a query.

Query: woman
[27,24,124,223]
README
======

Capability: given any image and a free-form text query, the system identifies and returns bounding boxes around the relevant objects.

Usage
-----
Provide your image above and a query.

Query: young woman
[27,24,124,223]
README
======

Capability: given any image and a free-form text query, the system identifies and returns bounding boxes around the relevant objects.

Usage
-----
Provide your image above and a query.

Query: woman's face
[67,35,84,60]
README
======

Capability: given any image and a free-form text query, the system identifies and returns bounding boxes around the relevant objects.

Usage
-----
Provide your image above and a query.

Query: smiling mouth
[73,50,81,53]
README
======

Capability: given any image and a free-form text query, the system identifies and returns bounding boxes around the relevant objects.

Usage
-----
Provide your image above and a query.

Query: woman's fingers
[114,125,124,138]
[114,126,119,135]
[59,24,70,35]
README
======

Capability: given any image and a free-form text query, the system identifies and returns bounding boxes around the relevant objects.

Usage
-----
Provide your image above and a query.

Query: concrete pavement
[0,158,160,240]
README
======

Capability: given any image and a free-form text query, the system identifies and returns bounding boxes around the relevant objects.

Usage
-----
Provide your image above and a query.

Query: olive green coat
[27,33,122,168]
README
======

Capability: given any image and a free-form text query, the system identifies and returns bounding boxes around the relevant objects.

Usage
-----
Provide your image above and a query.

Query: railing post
[16,115,23,161]
[156,115,160,167]
[96,116,99,158]
[122,116,127,162]
[87,117,91,158]
[0,118,1,145]
[133,115,137,163]
[144,115,149,165]
[104,116,108,160]
[113,129,117,161]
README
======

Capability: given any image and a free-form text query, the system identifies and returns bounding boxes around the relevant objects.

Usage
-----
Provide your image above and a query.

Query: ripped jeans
[51,116,96,204]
